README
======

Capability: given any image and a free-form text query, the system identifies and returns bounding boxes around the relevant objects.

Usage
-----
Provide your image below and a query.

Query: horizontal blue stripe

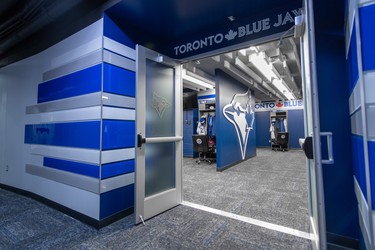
[44,157,99,178]
[360,4,375,71]
[198,94,216,100]
[101,160,134,179]
[352,134,367,200]
[38,64,102,103]
[103,63,135,97]
[24,121,100,149]
[347,23,359,94]
[102,120,135,150]
[103,14,135,49]
[368,141,375,209]
[100,184,134,219]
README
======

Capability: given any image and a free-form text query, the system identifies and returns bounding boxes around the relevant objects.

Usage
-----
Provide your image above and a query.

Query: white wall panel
[27,106,102,124]
[102,106,135,120]
[30,175,100,219]
[364,71,375,104]
[46,19,104,70]
[349,79,362,115]
[351,109,363,136]
[103,37,136,60]
[30,145,100,164]
[101,148,135,164]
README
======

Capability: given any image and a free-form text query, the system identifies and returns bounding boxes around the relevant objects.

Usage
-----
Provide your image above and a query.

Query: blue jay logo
[223,89,255,160]
[152,92,169,119]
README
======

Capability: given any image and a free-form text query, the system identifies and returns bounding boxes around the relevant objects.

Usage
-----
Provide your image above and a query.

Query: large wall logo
[223,89,255,160]
[173,8,302,56]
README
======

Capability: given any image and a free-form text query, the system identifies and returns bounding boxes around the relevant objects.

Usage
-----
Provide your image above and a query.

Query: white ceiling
[183,36,302,102]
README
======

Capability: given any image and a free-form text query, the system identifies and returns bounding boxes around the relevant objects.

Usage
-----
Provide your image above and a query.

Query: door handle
[137,134,146,148]
[299,132,334,164]
[300,137,313,159]
[321,132,334,164]
[137,134,183,148]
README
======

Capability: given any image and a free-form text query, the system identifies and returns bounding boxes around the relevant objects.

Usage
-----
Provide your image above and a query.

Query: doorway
[181,36,310,236]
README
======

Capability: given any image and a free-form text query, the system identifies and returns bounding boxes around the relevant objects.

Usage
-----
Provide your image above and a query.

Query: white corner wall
[0,19,104,219]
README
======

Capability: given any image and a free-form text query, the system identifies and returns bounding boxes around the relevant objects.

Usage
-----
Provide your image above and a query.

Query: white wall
[0,19,103,219]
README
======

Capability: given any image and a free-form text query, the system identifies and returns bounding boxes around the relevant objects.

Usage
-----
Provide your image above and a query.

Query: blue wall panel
[198,94,216,100]
[360,4,375,71]
[103,63,135,97]
[44,157,99,178]
[103,14,135,49]
[37,64,102,103]
[368,141,375,208]
[288,109,304,149]
[24,121,101,149]
[100,184,134,219]
[347,23,359,94]
[183,109,198,157]
[315,31,359,239]
[352,135,367,200]
[101,160,134,179]
[216,69,256,170]
[255,111,270,147]
[102,120,135,150]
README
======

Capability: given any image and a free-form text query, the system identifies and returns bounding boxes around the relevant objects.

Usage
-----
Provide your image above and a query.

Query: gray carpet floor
[0,187,312,249]
[183,148,310,233]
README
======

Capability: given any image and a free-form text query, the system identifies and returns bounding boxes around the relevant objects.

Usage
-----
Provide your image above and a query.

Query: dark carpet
[0,187,312,249]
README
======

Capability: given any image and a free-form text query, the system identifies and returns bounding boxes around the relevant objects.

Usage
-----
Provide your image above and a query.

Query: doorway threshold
[182,201,313,240]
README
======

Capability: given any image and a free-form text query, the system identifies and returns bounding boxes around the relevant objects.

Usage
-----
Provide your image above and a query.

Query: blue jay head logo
[223,88,255,160]
[152,92,169,119]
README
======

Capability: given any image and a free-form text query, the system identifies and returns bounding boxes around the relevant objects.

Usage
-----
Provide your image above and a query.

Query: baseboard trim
[327,232,359,250]
[0,184,133,229]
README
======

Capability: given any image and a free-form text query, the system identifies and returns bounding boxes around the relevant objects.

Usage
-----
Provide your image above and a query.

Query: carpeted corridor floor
[183,148,310,233]
[0,148,316,249]
[0,187,312,249]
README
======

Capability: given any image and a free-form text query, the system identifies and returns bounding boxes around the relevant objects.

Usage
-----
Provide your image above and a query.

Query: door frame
[134,6,326,248]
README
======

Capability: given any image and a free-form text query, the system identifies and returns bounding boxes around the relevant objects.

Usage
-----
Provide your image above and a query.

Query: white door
[300,0,332,249]
[135,45,183,224]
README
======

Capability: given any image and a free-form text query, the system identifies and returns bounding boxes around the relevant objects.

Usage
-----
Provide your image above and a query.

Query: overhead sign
[255,100,303,111]
[170,1,302,58]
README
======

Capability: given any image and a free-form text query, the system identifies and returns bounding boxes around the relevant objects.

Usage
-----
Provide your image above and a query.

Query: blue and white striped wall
[23,14,136,223]
[346,0,375,248]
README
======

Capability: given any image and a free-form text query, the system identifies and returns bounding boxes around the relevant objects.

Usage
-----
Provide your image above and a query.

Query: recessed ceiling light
[228,16,235,22]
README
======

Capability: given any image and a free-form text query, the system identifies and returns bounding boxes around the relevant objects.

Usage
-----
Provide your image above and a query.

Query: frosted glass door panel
[145,59,175,137]
[145,142,176,197]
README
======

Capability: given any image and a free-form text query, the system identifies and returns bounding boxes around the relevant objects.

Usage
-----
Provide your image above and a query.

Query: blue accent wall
[368,141,375,208]
[102,120,136,150]
[25,121,101,149]
[37,64,102,103]
[288,109,304,149]
[44,157,100,178]
[255,109,304,149]
[103,63,136,97]
[183,108,198,157]
[255,111,270,147]
[100,184,134,219]
[347,24,359,93]
[101,160,134,179]
[359,5,375,71]
[215,69,256,170]
[103,14,135,49]
[315,31,359,239]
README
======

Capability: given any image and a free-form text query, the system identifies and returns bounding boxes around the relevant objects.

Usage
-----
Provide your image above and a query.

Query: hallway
[0,187,311,249]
